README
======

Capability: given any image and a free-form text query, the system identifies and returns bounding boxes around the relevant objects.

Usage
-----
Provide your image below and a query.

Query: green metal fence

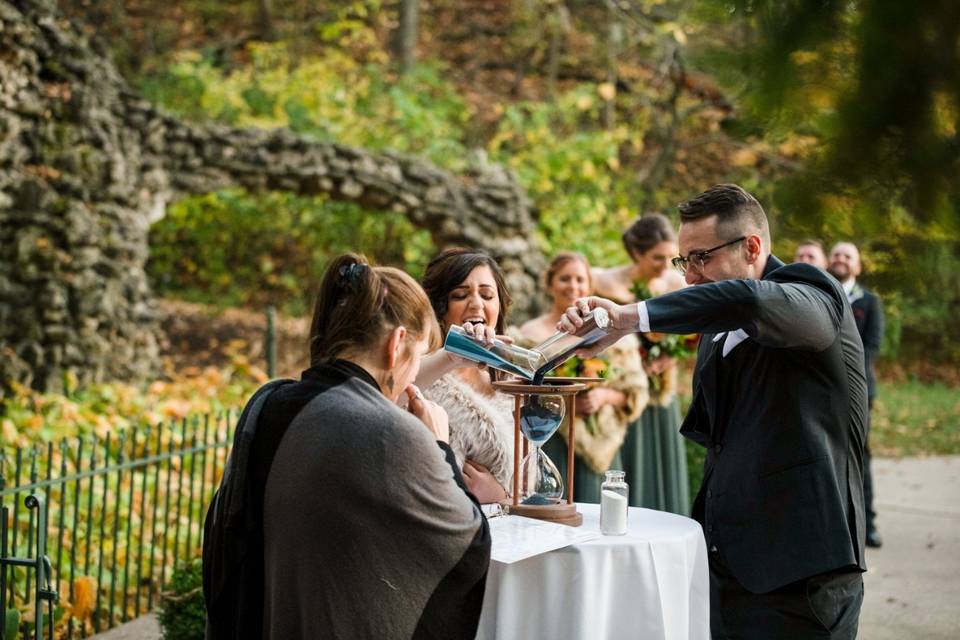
[1,412,235,639]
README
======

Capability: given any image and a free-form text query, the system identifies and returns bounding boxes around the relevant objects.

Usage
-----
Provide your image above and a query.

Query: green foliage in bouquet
[158,558,205,640]
[643,335,700,362]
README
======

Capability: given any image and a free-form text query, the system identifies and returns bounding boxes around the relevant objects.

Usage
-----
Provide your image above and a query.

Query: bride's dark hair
[421,248,512,336]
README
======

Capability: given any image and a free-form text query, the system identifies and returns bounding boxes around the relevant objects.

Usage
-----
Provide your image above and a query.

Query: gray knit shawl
[261,377,485,639]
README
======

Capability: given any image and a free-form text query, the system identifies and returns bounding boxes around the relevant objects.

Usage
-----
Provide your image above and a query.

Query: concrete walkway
[90,456,960,639]
[860,455,960,639]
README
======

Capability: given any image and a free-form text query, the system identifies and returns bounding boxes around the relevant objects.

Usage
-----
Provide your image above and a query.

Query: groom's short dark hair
[678,184,770,246]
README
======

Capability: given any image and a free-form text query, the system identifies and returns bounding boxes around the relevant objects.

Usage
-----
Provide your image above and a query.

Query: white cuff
[636,301,650,332]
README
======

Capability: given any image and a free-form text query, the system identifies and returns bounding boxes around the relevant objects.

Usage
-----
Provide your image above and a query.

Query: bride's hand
[462,460,508,504]
[449,322,514,370]
[461,321,513,346]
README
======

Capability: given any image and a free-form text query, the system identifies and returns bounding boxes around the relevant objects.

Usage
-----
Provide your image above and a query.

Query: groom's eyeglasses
[671,236,747,275]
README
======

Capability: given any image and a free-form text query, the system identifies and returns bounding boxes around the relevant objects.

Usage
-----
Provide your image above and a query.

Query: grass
[871,381,960,457]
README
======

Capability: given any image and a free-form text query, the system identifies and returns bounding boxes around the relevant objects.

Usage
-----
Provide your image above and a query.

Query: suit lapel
[688,332,721,439]
[701,333,723,437]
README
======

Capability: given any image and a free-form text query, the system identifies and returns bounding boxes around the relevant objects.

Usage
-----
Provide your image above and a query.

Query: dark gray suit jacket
[849,283,884,402]
[646,255,868,593]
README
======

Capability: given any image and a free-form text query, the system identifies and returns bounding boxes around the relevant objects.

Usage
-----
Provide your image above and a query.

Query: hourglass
[519,394,565,504]
[492,378,596,527]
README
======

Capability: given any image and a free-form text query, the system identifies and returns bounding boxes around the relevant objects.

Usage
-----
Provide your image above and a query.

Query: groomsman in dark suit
[560,184,867,638]
[829,241,885,548]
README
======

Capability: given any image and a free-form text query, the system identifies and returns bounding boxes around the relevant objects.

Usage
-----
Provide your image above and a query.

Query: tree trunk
[256,0,277,42]
[395,0,419,74]
[602,5,622,129]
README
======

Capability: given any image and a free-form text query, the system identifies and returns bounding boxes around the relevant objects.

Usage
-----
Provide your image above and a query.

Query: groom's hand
[557,296,638,358]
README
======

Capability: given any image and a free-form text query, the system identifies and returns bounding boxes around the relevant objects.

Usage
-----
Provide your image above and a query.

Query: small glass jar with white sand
[600,470,629,536]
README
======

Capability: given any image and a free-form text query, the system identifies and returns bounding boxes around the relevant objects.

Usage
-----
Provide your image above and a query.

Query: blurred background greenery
[56,0,957,369]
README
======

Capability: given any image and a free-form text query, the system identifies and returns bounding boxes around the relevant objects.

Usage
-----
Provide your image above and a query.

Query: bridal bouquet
[632,280,699,391]
[550,355,608,380]
[550,355,609,436]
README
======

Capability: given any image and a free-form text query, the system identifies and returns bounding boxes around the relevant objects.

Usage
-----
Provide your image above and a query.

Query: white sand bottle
[600,470,629,535]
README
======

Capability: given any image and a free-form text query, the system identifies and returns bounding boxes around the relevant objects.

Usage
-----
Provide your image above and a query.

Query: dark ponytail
[309,253,439,366]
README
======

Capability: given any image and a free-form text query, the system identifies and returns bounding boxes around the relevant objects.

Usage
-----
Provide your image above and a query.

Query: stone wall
[0,0,544,394]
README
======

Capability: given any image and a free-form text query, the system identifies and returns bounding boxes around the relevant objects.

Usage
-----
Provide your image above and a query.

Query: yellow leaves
[790,50,820,65]
[808,86,835,111]
[932,90,958,137]
[161,399,193,420]
[3,419,28,448]
[92,414,113,440]
[70,576,97,620]
[597,82,616,102]
[24,414,44,432]
[730,148,759,167]
[576,94,595,111]
[59,399,80,424]
[777,135,819,158]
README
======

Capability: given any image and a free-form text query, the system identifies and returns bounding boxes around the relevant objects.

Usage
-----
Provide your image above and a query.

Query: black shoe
[866,530,883,548]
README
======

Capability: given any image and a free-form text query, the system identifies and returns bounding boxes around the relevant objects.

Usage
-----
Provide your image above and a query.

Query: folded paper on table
[488,515,600,564]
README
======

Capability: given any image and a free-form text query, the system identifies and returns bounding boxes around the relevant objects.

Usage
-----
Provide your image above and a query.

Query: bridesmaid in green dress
[592,213,691,515]
[516,252,648,503]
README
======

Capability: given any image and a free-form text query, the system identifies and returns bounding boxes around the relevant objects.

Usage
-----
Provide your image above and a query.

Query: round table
[476,503,709,640]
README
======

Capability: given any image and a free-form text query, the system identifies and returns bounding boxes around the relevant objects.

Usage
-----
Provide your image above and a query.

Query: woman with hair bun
[592,214,691,515]
[517,252,648,503]
[255,253,490,639]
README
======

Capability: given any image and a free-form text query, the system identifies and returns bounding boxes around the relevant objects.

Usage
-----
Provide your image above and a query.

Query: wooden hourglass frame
[492,377,602,527]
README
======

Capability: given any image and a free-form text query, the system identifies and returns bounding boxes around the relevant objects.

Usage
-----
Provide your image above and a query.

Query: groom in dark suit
[560,184,868,638]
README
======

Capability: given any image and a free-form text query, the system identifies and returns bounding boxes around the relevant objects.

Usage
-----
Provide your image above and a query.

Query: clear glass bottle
[600,470,629,535]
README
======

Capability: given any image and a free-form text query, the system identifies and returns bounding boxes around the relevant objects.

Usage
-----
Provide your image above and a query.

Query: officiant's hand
[462,460,508,504]
[557,297,637,358]
[405,385,450,443]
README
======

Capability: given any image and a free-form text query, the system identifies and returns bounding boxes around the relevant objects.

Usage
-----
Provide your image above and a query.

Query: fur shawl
[425,374,515,490]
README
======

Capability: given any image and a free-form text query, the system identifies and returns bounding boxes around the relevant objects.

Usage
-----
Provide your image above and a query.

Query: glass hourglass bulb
[519,394,566,505]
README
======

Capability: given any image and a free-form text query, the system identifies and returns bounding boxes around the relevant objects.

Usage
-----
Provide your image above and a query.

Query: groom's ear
[744,235,763,263]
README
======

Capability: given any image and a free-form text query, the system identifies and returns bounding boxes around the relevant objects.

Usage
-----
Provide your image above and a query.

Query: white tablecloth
[477,504,709,640]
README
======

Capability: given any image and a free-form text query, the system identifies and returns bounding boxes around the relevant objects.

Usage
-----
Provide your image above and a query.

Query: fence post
[0,494,59,640]
[266,306,277,378]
